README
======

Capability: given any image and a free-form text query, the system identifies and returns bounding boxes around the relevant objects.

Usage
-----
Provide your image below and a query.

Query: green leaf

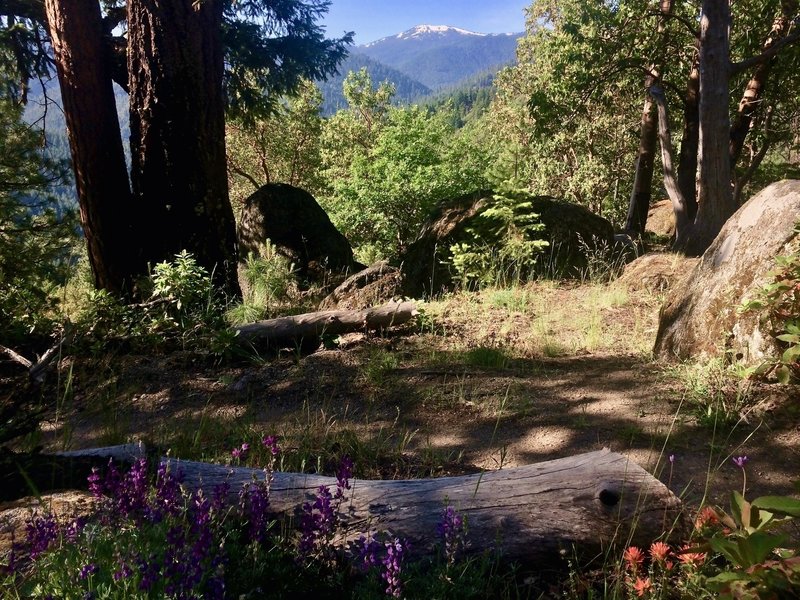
[731,491,750,529]
[738,531,787,567]
[776,365,791,384]
[752,496,800,518]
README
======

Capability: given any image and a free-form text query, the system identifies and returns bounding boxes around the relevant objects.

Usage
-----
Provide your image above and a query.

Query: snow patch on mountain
[365,25,486,47]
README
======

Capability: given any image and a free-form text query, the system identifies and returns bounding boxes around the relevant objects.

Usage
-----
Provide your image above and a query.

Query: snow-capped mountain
[358,24,521,90]
[365,25,489,46]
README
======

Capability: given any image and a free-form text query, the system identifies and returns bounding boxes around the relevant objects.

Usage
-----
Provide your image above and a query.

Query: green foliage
[698,492,800,597]
[740,226,800,383]
[76,252,228,356]
[226,242,298,325]
[0,94,77,343]
[320,69,488,260]
[449,190,549,289]
[477,0,800,227]
[227,79,325,207]
[220,0,352,122]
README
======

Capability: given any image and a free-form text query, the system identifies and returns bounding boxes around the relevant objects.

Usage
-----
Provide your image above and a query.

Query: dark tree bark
[676,58,699,218]
[624,0,673,237]
[689,0,733,256]
[128,0,240,297]
[624,87,657,235]
[44,0,134,294]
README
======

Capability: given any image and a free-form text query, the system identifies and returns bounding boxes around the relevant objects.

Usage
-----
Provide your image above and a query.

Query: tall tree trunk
[676,58,700,219]
[128,0,240,297]
[729,0,798,171]
[689,0,733,256]
[624,0,673,237]
[651,85,693,247]
[44,0,134,294]
[624,87,657,235]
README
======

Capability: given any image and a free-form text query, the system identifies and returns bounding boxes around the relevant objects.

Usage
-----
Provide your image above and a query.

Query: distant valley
[318,24,522,113]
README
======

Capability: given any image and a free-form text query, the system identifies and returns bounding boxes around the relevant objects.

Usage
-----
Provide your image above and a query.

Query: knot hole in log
[596,482,622,510]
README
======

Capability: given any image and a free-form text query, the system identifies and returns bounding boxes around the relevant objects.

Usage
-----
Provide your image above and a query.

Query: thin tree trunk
[128,0,240,297]
[625,91,658,235]
[677,58,700,219]
[729,0,798,169]
[651,85,693,247]
[44,0,134,294]
[625,0,673,236]
[690,0,733,256]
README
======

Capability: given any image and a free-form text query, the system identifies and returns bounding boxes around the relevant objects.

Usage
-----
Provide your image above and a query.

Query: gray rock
[654,180,800,365]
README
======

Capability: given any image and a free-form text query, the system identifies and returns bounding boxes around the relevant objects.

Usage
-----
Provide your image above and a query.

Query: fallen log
[233,300,417,352]
[65,445,684,565]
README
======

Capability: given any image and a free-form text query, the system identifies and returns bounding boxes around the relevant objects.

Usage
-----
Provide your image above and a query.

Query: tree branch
[0,344,33,369]
[647,9,700,39]
[731,25,800,73]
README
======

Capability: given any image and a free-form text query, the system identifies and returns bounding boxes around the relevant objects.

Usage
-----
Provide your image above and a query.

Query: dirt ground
[3,281,799,553]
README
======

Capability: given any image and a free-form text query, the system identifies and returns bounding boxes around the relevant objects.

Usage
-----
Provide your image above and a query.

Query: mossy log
[63,446,686,565]
[232,301,417,352]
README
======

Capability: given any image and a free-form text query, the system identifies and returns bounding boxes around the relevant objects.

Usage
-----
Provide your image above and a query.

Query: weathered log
[159,448,685,565]
[233,301,417,351]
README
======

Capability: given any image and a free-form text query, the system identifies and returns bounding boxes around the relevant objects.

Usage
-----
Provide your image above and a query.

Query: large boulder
[400,190,616,297]
[654,180,800,364]
[238,184,363,284]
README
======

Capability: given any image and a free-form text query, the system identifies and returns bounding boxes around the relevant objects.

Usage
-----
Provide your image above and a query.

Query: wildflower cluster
[298,454,353,561]
[4,439,283,599]
[612,457,800,598]
[436,505,467,566]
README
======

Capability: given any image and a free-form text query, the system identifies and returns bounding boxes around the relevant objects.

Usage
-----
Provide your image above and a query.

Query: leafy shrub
[77,251,228,355]
[449,190,549,289]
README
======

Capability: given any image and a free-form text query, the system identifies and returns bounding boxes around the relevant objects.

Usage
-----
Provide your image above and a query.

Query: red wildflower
[649,541,671,563]
[694,506,719,530]
[623,546,646,571]
[677,544,706,567]
[633,576,652,597]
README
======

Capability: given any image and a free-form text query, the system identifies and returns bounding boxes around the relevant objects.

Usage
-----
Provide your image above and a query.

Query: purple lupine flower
[136,554,160,592]
[436,506,466,564]
[25,513,59,560]
[152,462,183,520]
[381,538,407,598]
[78,563,98,580]
[109,458,149,518]
[212,480,230,514]
[298,485,335,557]
[335,455,353,500]
[262,435,279,456]
[231,442,249,460]
[243,482,272,543]
[113,562,133,581]
[104,459,122,499]
[87,467,103,497]
[64,517,85,543]
[733,455,749,469]
[354,535,382,572]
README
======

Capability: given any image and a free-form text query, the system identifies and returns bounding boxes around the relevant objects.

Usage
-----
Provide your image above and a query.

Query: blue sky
[322,0,530,45]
